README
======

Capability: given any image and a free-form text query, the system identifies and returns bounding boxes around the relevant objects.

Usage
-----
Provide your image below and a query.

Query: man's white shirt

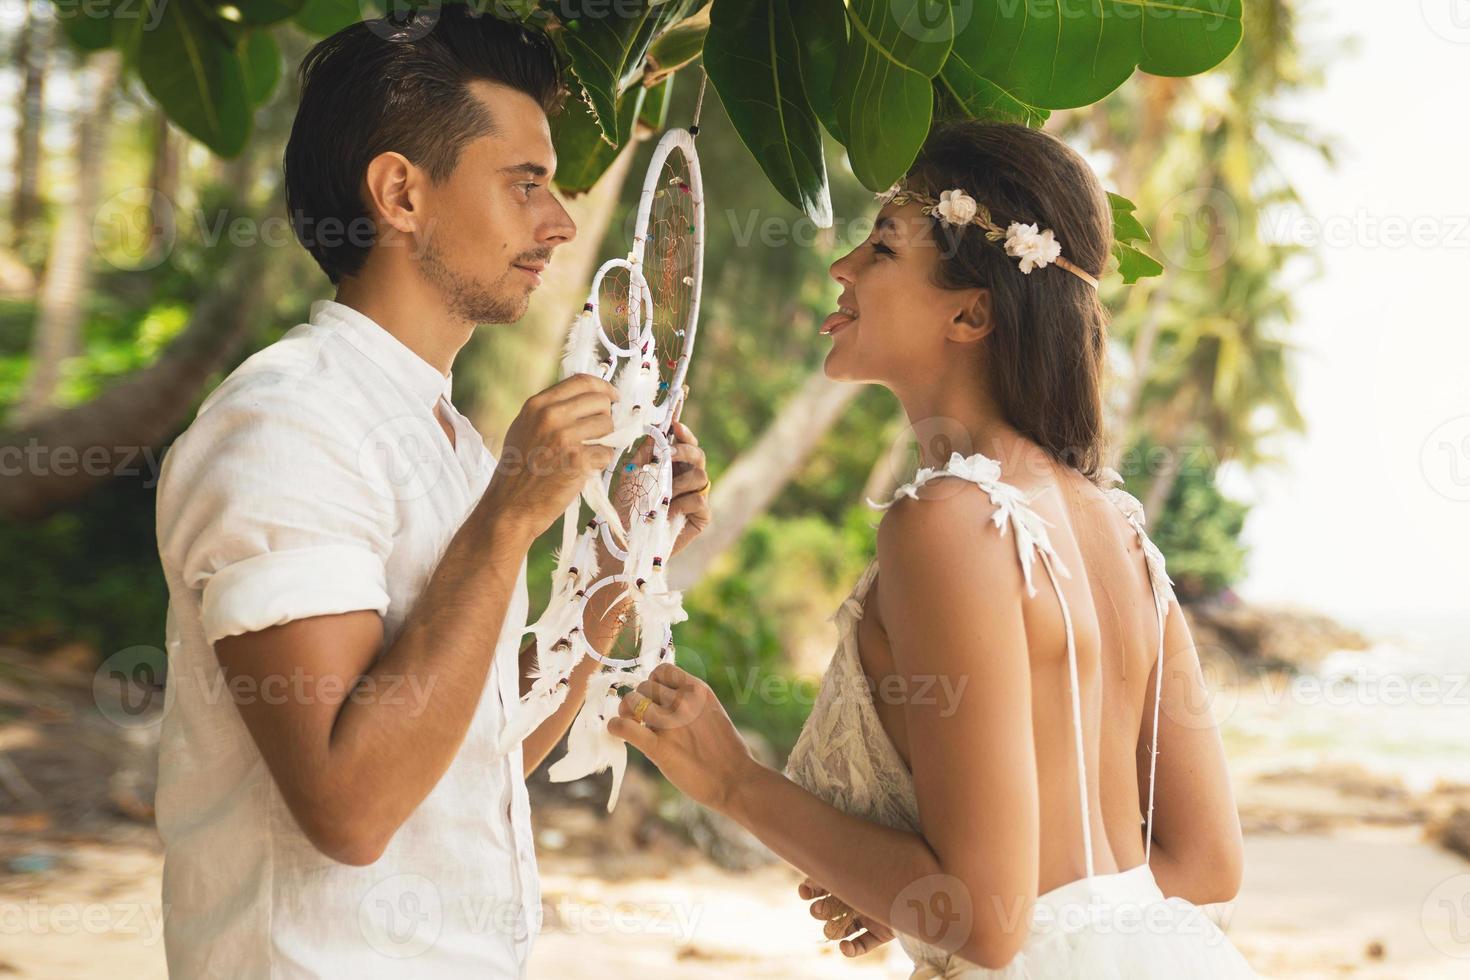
[155,299,539,977]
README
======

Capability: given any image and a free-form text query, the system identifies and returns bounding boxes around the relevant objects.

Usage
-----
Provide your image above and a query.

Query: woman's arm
[609,485,1041,968]
[1139,599,1245,904]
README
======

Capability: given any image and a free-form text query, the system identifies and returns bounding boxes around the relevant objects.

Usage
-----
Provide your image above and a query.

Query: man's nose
[545,198,577,246]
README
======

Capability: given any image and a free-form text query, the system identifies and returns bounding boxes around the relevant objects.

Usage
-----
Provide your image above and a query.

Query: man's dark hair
[284,6,566,284]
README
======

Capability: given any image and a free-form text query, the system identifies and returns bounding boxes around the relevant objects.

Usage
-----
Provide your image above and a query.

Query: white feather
[561,308,600,379]
[547,672,629,811]
[584,357,659,450]
[580,477,628,547]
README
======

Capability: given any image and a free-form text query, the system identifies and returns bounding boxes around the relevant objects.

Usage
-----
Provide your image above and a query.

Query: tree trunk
[9,3,50,254]
[858,412,907,505]
[1142,448,1181,521]
[0,245,270,521]
[467,134,646,446]
[669,370,862,591]
[146,111,181,261]
[12,50,124,426]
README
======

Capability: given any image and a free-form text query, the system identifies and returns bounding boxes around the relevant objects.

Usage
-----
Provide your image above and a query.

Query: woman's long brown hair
[906,121,1115,482]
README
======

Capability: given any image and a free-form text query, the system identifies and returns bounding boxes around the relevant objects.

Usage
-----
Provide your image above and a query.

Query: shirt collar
[311,299,454,408]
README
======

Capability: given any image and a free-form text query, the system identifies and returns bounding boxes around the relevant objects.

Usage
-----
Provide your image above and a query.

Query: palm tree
[1065,0,1327,513]
[9,3,51,256]
[12,50,124,426]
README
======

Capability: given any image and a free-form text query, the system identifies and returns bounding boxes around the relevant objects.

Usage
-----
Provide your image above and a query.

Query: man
[153,9,711,977]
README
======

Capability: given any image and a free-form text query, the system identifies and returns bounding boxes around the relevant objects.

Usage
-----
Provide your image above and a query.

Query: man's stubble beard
[418,234,528,325]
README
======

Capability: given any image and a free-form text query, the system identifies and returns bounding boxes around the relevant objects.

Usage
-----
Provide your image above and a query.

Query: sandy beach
[4,646,1469,978]
[2,824,1466,978]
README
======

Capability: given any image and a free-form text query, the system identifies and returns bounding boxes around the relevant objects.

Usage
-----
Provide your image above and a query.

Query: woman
[607,121,1258,977]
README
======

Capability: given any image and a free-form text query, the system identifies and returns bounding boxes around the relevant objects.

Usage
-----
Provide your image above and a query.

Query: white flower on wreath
[934,188,978,226]
[1004,221,1063,274]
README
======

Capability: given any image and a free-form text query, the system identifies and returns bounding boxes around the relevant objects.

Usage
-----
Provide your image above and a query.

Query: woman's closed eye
[870,239,895,257]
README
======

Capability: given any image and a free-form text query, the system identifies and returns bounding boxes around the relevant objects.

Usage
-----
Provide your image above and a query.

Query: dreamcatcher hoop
[494,78,707,811]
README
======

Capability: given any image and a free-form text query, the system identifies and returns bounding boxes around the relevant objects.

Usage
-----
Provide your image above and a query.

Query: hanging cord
[689,66,708,137]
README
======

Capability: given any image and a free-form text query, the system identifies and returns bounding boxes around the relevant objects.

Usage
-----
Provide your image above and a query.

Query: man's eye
[519,182,541,196]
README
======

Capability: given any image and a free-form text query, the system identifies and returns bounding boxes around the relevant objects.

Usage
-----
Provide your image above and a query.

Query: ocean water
[1217,614,1470,793]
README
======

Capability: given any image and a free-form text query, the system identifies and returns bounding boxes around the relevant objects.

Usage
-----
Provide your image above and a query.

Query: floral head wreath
[877,182,1100,290]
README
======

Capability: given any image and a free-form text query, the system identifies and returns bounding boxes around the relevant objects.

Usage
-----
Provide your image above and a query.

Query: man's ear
[946,287,994,345]
[361,151,424,237]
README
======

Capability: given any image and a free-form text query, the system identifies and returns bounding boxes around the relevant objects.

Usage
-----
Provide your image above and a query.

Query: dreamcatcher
[495,79,706,811]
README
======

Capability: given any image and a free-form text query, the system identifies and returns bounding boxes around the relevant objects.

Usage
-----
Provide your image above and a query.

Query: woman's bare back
[854,461,1170,895]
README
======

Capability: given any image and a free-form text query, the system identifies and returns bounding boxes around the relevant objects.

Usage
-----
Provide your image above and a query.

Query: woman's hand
[798,878,895,957]
[606,663,755,813]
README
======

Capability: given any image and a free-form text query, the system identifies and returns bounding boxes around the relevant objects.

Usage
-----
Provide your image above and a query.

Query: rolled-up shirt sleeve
[157,381,396,646]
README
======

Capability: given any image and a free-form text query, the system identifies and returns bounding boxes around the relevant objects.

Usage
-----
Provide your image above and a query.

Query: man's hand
[488,373,620,540]
[613,420,711,557]
[798,877,895,957]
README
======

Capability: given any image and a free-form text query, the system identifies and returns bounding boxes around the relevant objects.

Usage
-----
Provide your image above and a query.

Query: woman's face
[821,199,986,390]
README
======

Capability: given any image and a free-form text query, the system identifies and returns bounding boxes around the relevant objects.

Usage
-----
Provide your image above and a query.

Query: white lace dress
[783,451,1259,978]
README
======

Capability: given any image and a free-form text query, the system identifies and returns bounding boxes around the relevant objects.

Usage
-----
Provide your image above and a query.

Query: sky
[1219,1,1470,629]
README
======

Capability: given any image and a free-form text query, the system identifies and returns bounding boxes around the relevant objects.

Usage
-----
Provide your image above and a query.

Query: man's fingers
[671,463,709,497]
[672,421,699,446]
[552,391,619,422]
[547,373,620,403]
[668,492,711,528]
[670,441,707,470]
[798,878,828,901]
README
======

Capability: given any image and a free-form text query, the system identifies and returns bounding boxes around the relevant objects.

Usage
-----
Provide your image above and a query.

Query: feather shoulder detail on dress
[866,451,1071,599]
[1096,466,1177,617]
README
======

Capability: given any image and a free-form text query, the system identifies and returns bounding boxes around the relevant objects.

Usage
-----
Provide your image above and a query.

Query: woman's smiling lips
[820,302,858,336]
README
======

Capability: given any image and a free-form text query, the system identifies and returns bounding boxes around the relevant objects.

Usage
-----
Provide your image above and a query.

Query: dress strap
[872,452,1095,880]
[1097,468,1177,864]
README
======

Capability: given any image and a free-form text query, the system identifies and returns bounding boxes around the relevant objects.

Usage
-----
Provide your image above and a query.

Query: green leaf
[1108,192,1163,283]
[704,0,832,228]
[233,0,306,26]
[138,0,252,157]
[832,0,954,191]
[790,0,847,142]
[241,31,281,106]
[645,17,706,82]
[559,0,679,145]
[637,75,673,132]
[1113,242,1164,283]
[935,54,1048,128]
[292,0,362,35]
[50,0,120,51]
[951,0,1244,111]
[551,82,645,194]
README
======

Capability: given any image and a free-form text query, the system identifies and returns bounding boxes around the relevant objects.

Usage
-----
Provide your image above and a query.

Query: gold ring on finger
[631,695,653,724]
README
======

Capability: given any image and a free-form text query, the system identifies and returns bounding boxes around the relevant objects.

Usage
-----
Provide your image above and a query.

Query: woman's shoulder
[872,452,1068,600]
